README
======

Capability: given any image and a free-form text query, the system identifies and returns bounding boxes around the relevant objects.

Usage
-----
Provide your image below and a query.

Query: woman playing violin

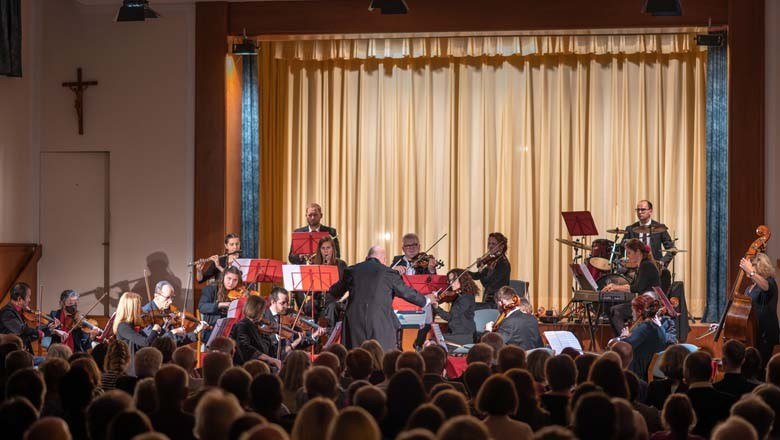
[48,289,100,352]
[739,252,779,364]
[312,236,348,328]
[614,294,666,378]
[198,266,242,342]
[114,291,162,375]
[229,294,283,371]
[435,269,477,345]
[471,232,511,308]
[196,232,241,284]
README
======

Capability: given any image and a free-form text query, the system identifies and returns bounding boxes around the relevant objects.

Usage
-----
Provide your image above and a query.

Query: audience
[24,416,72,440]
[279,350,310,410]
[730,394,775,440]
[193,389,244,440]
[504,368,550,430]
[540,354,576,427]
[383,369,427,439]
[711,416,758,440]
[291,397,337,440]
[646,344,689,409]
[572,391,616,440]
[650,393,701,440]
[437,415,491,440]
[85,391,134,440]
[497,345,526,373]
[150,364,195,440]
[420,345,466,394]
[715,339,758,397]
[327,407,380,440]
[465,343,494,366]
[527,349,552,392]
[405,403,445,434]
[476,374,533,439]
[684,350,737,438]
[353,385,387,423]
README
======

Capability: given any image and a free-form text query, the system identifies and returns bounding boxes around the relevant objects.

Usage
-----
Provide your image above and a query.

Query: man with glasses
[391,233,439,275]
[621,200,677,268]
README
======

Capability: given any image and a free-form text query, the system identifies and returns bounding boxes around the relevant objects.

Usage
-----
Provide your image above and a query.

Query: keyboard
[573,290,634,303]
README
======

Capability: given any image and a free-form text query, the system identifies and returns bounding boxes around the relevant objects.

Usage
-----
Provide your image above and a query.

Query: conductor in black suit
[328,245,435,350]
[288,203,340,264]
[621,200,677,267]
[484,286,542,350]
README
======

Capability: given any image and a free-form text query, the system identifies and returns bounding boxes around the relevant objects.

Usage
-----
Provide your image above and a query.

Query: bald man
[24,417,72,440]
[328,246,434,350]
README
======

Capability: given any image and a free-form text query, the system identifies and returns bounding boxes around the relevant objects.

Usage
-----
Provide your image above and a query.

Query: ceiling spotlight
[116,0,159,22]
[232,30,258,56]
[642,0,682,16]
[368,0,409,15]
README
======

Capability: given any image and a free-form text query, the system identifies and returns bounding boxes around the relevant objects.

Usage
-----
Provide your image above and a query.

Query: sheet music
[282,264,301,291]
[430,323,448,352]
[232,259,251,281]
[544,331,583,354]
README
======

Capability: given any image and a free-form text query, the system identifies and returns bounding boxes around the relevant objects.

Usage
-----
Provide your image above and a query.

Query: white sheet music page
[544,331,583,354]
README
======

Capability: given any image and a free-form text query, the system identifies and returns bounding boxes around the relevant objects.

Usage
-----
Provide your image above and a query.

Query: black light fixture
[116,0,159,22]
[368,0,409,15]
[232,30,258,56]
[642,0,682,16]
[695,32,726,47]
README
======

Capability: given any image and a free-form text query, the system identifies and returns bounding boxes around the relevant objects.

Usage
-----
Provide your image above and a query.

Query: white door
[39,152,109,314]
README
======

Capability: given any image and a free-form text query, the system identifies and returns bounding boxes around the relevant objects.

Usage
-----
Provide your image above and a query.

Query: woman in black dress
[195,232,241,283]
[618,293,666,379]
[435,269,478,345]
[604,238,661,335]
[312,235,348,327]
[471,232,511,308]
[739,252,779,364]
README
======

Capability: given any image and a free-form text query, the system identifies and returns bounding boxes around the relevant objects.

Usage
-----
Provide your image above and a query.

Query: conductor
[328,245,436,350]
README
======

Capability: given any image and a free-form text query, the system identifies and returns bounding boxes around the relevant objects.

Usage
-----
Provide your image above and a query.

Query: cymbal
[664,247,688,253]
[606,228,628,235]
[555,238,592,251]
[633,224,668,234]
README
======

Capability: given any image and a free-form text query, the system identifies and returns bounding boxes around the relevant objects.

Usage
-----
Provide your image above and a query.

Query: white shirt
[639,218,652,245]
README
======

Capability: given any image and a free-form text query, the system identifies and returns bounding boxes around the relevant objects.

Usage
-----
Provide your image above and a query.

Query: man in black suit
[685,350,737,438]
[262,287,324,357]
[328,246,434,350]
[0,283,53,353]
[621,200,677,267]
[484,286,542,350]
[229,295,281,370]
[288,203,340,264]
[714,339,757,397]
[390,233,439,275]
[420,344,468,394]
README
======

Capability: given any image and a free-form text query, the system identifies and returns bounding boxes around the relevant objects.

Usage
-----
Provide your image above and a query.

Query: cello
[713,225,771,346]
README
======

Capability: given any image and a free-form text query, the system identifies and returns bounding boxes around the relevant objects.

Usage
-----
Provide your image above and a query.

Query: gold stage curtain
[258,34,707,315]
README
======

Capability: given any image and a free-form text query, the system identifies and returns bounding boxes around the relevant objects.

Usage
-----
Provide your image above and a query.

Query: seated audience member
[46,343,72,361]
[527,349,552,391]
[172,345,202,390]
[344,347,374,387]
[711,416,758,440]
[150,364,195,440]
[540,354,577,427]
[353,385,387,424]
[396,351,425,378]
[346,380,370,406]
[117,346,163,394]
[250,374,287,424]
[291,397,337,440]
[649,393,703,440]
[152,336,176,364]
[208,336,236,356]
[183,351,233,413]
[466,343,494,366]
[612,397,648,440]
[568,382,602,416]
[377,349,402,389]
[436,415,492,440]
[6,368,45,412]
[61,365,96,440]
[194,389,245,440]
[106,409,152,440]
[227,414,266,440]
[360,339,386,384]
[86,391,134,440]
[572,391,616,440]
[432,389,470,419]
[767,353,780,386]
[280,350,311,410]
[588,355,629,399]
[533,426,578,440]
[242,425,289,440]
[405,403,445,434]
[243,359,271,378]
[134,377,158,416]
[0,397,39,440]
[684,350,737,438]
[624,370,663,434]
[477,374,534,439]
[429,382,455,398]
[646,344,689,410]
[505,368,550,431]
[715,340,758,397]
[101,340,130,391]
[38,357,69,417]
[420,344,467,394]
[397,428,436,440]
[574,353,598,385]
[300,366,340,409]
[220,367,253,408]
[4,349,33,376]
[462,362,492,400]
[730,395,775,440]
[497,345,526,373]
[753,383,780,440]
[383,369,427,439]
[327,407,381,440]
[24,417,72,440]
[743,347,764,385]
[479,331,505,364]
[312,351,342,378]
[324,344,348,373]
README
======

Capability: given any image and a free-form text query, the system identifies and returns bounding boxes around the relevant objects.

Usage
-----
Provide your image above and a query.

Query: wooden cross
[62,67,98,135]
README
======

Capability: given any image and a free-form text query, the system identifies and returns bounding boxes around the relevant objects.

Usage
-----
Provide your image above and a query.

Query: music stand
[232,259,283,287]
[282,264,340,292]
[402,274,449,294]
[561,211,599,237]
[290,232,331,261]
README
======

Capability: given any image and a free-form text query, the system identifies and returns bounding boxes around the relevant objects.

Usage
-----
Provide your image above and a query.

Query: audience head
[533,426,578,440]
[243,360,271,378]
[462,361,492,398]
[6,368,45,412]
[353,385,387,422]
[24,417,72,440]
[382,349,402,379]
[497,345,526,372]
[152,336,176,364]
[154,364,189,409]
[754,383,780,437]
[420,344,447,375]
[545,354,577,393]
[744,347,763,380]
[396,429,435,440]
[280,350,310,392]
[429,382,455,398]
[90,342,108,372]
[209,336,236,356]
[386,369,427,432]
[60,364,95,414]
[465,343,493,366]
[326,406,380,440]
[569,382,602,414]
[5,349,34,375]
[436,415,491,440]
[360,340,385,372]
[588,355,628,398]
[346,380,370,405]
[661,393,697,435]
[312,351,341,378]
[106,409,152,440]
[623,370,642,402]
[574,353,598,384]
[731,394,775,440]
[572,391,616,440]
[323,344,347,374]
[479,332,505,361]
[227,413,266,440]
[658,344,689,381]
[71,357,102,389]
[194,389,245,440]
[86,390,134,440]
[611,398,641,440]
[46,344,72,361]
[609,341,633,370]
[345,347,374,381]
[405,403,445,434]
[135,347,163,378]
[303,366,339,401]
[767,353,780,386]
[685,350,714,383]
[133,377,158,415]
[432,389,470,419]
[504,368,541,413]
[527,349,552,384]
[249,374,283,416]
[220,367,253,407]
[0,397,39,440]
[712,416,758,440]
[104,339,131,373]
[476,374,518,416]
[396,351,425,377]
[291,397,337,440]
[171,345,197,374]
[721,339,746,372]
[203,351,233,387]
[38,357,69,398]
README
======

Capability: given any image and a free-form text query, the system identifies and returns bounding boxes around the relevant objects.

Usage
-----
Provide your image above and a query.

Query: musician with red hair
[619,293,666,378]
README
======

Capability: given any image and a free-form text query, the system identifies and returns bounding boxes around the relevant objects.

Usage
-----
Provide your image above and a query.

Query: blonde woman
[739,252,779,363]
[114,292,161,374]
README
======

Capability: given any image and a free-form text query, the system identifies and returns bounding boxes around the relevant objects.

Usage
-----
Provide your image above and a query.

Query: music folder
[569,263,599,291]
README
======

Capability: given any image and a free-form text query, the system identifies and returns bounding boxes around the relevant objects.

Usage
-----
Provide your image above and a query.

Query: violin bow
[143,269,158,323]
[66,292,109,336]
[392,233,448,269]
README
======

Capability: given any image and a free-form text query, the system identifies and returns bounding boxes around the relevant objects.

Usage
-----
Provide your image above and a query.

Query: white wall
[767,0,780,264]
[0,0,196,312]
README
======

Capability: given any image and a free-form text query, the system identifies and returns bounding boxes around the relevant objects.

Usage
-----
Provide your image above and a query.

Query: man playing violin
[48,289,100,352]
[143,281,208,345]
[199,266,242,342]
[391,233,439,275]
[230,295,283,371]
[196,233,241,284]
[0,283,59,353]
[484,286,541,350]
[263,287,326,357]
[289,203,340,264]
[471,232,511,308]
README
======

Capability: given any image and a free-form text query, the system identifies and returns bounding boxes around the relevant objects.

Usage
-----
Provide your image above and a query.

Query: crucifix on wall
[62,67,98,135]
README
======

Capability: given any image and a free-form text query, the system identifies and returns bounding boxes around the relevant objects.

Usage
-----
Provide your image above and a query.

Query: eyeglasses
[635,208,650,212]
[403,243,420,248]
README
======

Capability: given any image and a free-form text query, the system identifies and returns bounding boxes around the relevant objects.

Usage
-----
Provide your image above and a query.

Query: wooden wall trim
[727,0,765,288]
[195,2,229,304]
[0,244,42,308]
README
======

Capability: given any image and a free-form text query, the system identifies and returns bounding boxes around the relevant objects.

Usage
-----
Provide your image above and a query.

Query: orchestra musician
[0,283,56,353]
[198,266,242,342]
[484,286,542,350]
[738,253,779,363]
[289,203,340,264]
[142,281,207,345]
[328,246,434,350]
[471,232,511,308]
[390,233,439,275]
[263,287,326,357]
[48,290,100,352]
[114,291,162,375]
[613,293,666,378]
[196,233,241,284]
[434,269,477,346]
[229,295,282,371]
[621,200,677,268]
[312,236,349,328]
[604,238,661,336]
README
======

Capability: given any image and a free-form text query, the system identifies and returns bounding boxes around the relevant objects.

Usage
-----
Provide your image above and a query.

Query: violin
[411,252,444,271]
[491,294,521,331]
[70,311,103,335]
[436,286,461,303]
[227,287,261,300]
[163,305,211,333]
[257,317,298,339]
[658,297,680,317]
[22,308,57,327]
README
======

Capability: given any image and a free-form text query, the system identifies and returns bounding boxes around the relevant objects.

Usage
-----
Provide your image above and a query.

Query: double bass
[713,225,771,346]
